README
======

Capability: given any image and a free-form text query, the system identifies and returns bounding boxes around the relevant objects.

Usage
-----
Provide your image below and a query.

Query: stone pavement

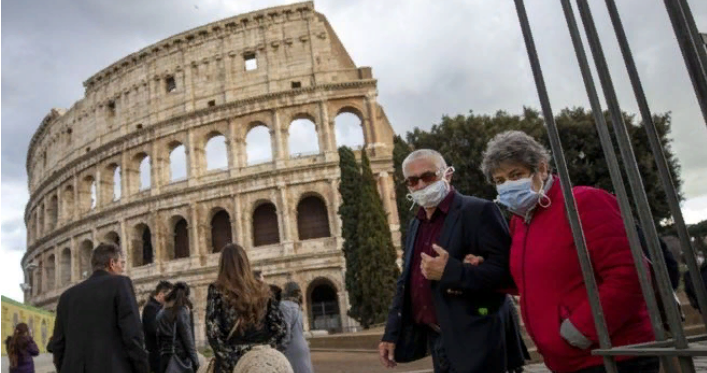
[4,352,707,372]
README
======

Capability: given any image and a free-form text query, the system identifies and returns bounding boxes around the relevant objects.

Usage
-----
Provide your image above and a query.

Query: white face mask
[406,167,453,208]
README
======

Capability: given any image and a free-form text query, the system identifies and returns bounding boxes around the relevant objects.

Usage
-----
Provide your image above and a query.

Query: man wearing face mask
[379,149,521,373]
[477,130,657,373]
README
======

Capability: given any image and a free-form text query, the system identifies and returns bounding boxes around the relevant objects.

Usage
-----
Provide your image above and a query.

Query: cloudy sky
[2,0,707,301]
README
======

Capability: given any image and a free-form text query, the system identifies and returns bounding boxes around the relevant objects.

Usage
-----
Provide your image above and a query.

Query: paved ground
[5,352,707,372]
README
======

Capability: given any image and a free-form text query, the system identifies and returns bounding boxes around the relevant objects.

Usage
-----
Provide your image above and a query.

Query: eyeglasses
[403,170,441,187]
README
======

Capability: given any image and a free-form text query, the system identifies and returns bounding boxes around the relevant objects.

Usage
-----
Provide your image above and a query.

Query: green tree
[337,146,363,323]
[352,151,401,328]
[393,135,414,243]
[401,107,682,230]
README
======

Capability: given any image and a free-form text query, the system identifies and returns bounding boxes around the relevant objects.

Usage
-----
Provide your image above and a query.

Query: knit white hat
[233,345,294,373]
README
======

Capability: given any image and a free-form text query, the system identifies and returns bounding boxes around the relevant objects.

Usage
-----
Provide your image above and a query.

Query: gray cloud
[2,1,707,297]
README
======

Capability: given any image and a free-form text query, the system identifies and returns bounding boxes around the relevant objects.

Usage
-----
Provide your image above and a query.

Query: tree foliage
[393,135,414,244]
[338,147,401,328]
[402,107,682,231]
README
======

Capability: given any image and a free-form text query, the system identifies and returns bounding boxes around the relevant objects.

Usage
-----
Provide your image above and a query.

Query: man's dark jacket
[141,296,162,372]
[52,270,149,373]
[382,191,525,372]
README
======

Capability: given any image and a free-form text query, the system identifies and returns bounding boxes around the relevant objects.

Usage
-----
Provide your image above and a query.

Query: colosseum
[21,1,400,346]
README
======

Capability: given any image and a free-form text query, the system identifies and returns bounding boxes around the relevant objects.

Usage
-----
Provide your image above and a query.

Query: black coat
[156,307,200,371]
[382,191,523,373]
[141,296,162,372]
[52,270,149,373]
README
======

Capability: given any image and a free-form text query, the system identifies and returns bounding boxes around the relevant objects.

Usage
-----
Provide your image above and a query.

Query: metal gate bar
[559,1,677,371]
[513,1,618,371]
[663,0,707,125]
[604,0,707,331]
[514,0,707,370]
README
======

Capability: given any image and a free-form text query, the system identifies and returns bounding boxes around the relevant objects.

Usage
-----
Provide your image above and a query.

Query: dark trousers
[569,357,660,373]
[428,328,454,373]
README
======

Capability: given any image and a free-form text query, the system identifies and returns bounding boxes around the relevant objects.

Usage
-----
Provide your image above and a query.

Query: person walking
[156,282,200,373]
[52,242,149,373]
[477,130,657,373]
[5,323,39,373]
[143,280,174,372]
[205,243,288,373]
[279,282,313,373]
[379,149,525,372]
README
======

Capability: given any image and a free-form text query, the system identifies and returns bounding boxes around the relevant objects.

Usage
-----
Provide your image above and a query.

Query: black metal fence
[514,1,707,372]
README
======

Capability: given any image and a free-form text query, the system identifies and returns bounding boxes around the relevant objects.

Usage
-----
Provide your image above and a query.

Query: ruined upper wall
[26,1,367,193]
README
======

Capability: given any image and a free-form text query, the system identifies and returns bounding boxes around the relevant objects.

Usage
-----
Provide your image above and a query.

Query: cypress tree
[393,135,414,243]
[337,146,364,322]
[354,151,400,328]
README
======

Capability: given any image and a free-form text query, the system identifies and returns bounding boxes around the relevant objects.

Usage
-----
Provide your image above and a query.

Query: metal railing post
[514,1,618,371]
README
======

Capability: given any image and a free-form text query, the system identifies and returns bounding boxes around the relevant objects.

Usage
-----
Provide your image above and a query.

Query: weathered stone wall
[22,1,400,347]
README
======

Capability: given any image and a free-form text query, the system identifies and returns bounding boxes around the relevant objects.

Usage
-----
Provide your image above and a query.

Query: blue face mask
[495,176,550,217]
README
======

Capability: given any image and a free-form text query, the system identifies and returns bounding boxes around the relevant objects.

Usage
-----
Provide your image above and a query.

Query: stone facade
[21,1,400,347]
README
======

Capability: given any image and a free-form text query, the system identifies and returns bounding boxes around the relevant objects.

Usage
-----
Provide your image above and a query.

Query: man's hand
[421,244,449,281]
[463,254,485,266]
[378,342,397,368]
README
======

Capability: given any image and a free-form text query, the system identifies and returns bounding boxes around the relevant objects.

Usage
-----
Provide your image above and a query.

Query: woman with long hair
[205,243,287,373]
[5,323,39,373]
[279,282,313,373]
[156,281,200,373]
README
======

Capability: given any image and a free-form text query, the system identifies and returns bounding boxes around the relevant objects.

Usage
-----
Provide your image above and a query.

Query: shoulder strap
[227,318,241,340]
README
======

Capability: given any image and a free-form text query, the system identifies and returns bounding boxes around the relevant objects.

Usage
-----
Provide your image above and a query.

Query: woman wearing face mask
[479,130,657,373]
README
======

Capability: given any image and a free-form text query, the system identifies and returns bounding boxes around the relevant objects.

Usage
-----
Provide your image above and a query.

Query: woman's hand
[463,254,485,266]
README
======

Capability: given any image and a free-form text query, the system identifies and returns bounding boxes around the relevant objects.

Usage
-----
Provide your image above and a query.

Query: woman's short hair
[481,130,551,183]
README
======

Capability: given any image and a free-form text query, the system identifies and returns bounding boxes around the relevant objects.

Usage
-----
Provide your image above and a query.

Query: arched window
[48,195,58,230]
[80,175,96,212]
[173,218,190,259]
[38,204,45,236]
[132,224,153,267]
[60,248,71,286]
[211,210,233,253]
[289,118,319,157]
[169,143,187,182]
[206,134,229,171]
[45,255,56,290]
[113,166,122,201]
[252,203,280,247]
[131,152,152,192]
[297,196,331,240]
[335,112,365,149]
[104,231,120,246]
[245,125,273,165]
[79,240,93,279]
[63,186,75,221]
[307,278,341,332]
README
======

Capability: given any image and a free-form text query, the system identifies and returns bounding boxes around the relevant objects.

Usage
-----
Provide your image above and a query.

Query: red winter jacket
[509,178,655,372]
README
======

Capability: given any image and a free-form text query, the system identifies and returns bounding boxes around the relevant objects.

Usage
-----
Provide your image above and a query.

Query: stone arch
[169,141,188,182]
[79,239,93,279]
[210,208,233,253]
[306,277,341,332]
[47,194,58,231]
[102,163,121,204]
[130,152,151,193]
[63,185,75,222]
[38,203,45,237]
[334,106,366,149]
[168,215,190,260]
[132,223,154,267]
[245,122,273,166]
[80,175,97,212]
[288,113,320,158]
[45,254,56,290]
[104,231,121,246]
[205,131,229,171]
[296,194,331,240]
[60,247,71,286]
[252,201,280,247]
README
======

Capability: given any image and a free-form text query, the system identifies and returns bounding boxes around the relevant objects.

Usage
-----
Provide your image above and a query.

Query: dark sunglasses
[403,170,440,187]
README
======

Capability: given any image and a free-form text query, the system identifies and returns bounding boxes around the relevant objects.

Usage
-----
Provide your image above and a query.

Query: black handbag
[166,322,194,373]
[393,323,429,363]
